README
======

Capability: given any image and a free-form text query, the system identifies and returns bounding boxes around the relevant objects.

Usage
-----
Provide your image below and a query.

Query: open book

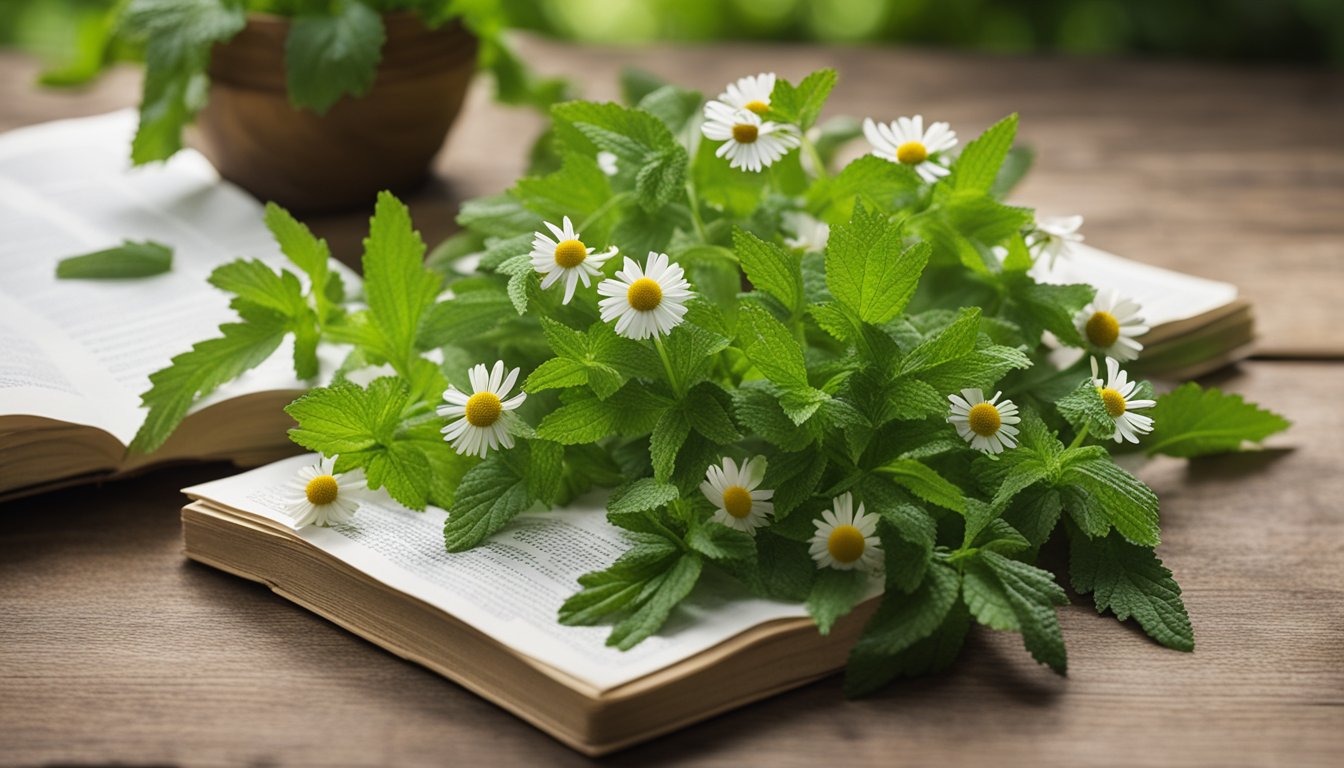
[0,112,354,500]
[1,112,1251,500]
[181,455,879,755]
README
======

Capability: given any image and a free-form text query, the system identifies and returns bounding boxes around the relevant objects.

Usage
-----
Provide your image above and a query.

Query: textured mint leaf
[559,536,680,625]
[1070,529,1194,651]
[1003,485,1064,547]
[738,303,808,390]
[687,518,756,562]
[443,453,531,551]
[1002,277,1094,347]
[524,357,590,393]
[898,307,981,376]
[457,192,540,238]
[952,113,1018,194]
[877,459,966,514]
[285,0,384,113]
[1001,232,1033,273]
[363,440,431,510]
[416,289,514,348]
[264,202,330,285]
[1059,451,1161,547]
[962,559,1020,631]
[844,562,960,696]
[979,550,1069,673]
[913,343,1031,396]
[826,203,930,324]
[608,477,679,516]
[606,553,703,650]
[286,381,392,455]
[943,191,1034,247]
[692,135,767,216]
[527,439,566,506]
[684,383,741,444]
[732,382,815,451]
[1057,378,1116,437]
[121,0,246,163]
[764,450,827,521]
[767,68,836,130]
[1146,383,1290,458]
[635,145,689,212]
[735,229,804,314]
[130,312,286,453]
[757,533,816,601]
[807,155,921,225]
[662,322,730,392]
[861,477,936,592]
[844,602,969,696]
[991,145,1035,198]
[208,259,306,318]
[514,152,614,226]
[56,239,172,279]
[362,192,441,369]
[536,392,620,445]
[807,569,868,635]
[650,407,691,483]
[637,84,703,133]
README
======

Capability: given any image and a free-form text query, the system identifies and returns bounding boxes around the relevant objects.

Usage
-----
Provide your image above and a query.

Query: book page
[184,455,839,692]
[0,112,356,444]
[1036,243,1238,326]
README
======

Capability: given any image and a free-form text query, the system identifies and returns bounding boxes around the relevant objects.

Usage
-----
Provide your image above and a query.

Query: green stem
[652,334,683,398]
[685,180,710,243]
[799,132,828,181]
[1067,424,1090,450]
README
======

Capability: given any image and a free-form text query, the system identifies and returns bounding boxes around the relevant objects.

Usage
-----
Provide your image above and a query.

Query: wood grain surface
[2,38,1343,767]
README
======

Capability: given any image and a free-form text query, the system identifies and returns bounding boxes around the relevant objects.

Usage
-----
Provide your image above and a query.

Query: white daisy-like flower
[947,388,1022,454]
[863,114,957,183]
[596,252,692,340]
[596,151,619,176]
[1090,356,1157,444]
[438,360,527,458]
[783,211,831,253]
[283,457,361,528]
[809,492,884,573]
[716,72,776,115]
[1029,215,1085,270]
[1075,289,1149,362]
[702,102,800,173]
[700,456,774,535]
[529,216,617,304]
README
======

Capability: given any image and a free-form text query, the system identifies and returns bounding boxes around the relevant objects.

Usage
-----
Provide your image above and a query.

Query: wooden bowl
[195,12,477,214]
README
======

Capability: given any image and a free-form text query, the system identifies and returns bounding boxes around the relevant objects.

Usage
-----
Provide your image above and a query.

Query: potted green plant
[48,0,564,212]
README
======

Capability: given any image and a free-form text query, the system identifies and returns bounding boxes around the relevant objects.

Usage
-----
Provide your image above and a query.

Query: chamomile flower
[809,492,883,573]
[529,216,617,304]
[596,151,619,176]
[283,457,360,528]
[1090,356,1157,444]
[716,72,776,115]
[1029,215,1085,269]
[863,115,957,183]
[702,102,800,172]
[700,456,774,535]
[783,211,831,253]
[438,360,527,458]
[596,252,692,340]
[1075,289,1149,362]
[947,389,1022,454]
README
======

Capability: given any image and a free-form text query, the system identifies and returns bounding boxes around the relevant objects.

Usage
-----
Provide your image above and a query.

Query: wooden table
[2,39,1343,767]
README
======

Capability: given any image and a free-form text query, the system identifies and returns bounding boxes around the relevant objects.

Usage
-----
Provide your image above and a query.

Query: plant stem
[685,180,710,243]
[799,132,828,181]
[652,334,683,398]
[1067,424,1090,450]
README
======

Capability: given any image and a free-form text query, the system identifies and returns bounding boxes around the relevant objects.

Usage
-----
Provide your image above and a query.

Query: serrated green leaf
[606,553,703,650]
[898,307,982,376]
[1059,451,1160,547]
[979,549,1069,673]
[443,453,531,551]
[808,155,921,225]
[826,203,930,324]
[735,228,804,314]
[687,518,756,562]
[962,559,1020,631]
[807,568,868,635]
[650,407,691,482]
[952,113,1018,194]
[285,0,384,113]
[844,562,960,695]
[208,259,306,318]
[514,152,614,227]
[285,377,407,456]
[56,239,173,279]
[1145,383,1290,458]
[768,68,836,130]
[416,290,515,348]
[1070,529,1194,651]
[876,459,967,513]
[362,192,441,371]
[536,392,620,445]
[738,303,808,390]
[684,383,741,444]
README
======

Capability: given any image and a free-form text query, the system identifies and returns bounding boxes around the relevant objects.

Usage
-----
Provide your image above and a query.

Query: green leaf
[898,307,981,376]
[635,145,689,212]
[606,553,703,650]
[536,392,620,445]
[514,152,614,226]
[1070,529,1194,652]
[768,68,836,131]
[962,559,1020,631]
[732,382,814,451]
[807,569,868,635]
[56,239,172,279]
[1057,378,1116,438]
[285,0,385,113]
[559,536,680,626]
[1059,450,1161,547]
[416,289,514,348]
[687,519,756,562]
[737,303,808,390]
[285,378,407,455]
[942,191,1034,247]
[979,550,1069,673]
[952,113,1018,194]
[1002,277,1094,347]
[684,383,741,444]
[363,440,431,510]
[1145,383,1290,458]
[362,192,441,370]
[735,228,804,314]
[208,259,306,318]
[130,313,287,453]
[608,477,680,517]
[264,202,330,284]
[844,562,960,696]
[650,407,691,482]
[692,134,767,217]
[826,203,930,325]
[121,0,246,163]
[808,155,921,225]
[877,459,967,513]
[991,145,1035,198]
[662,322,730,392]
[527,439,566,506]
[443,453,531,551]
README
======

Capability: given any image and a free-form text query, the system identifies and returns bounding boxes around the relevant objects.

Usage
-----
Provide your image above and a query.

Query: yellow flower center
[967,403,1002,437]
[744,100,769,115]
[1086,310,1121,348]
[626,277,663,312]
[553,239,587,268]
[305,474,339,506]
[465,391,503,427]
[1100,387,1127,418]
[732,123,759,144]
[896,141,928,165]
[827,524,867,564]
[721,485,754,519]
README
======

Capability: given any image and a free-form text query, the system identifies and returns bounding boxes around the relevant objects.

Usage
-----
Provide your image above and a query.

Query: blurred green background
[4,0,1343,67]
